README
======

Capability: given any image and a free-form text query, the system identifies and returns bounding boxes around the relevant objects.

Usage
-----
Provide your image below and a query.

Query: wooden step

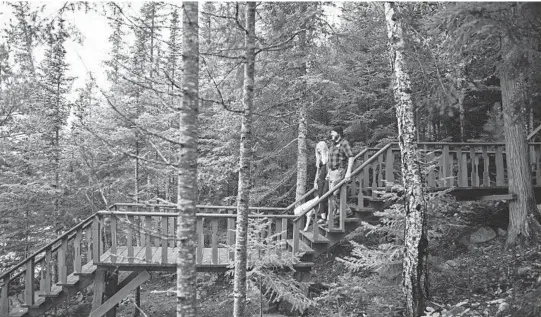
[56,272,80,287]
[300,230,330,244]
[38,285,62,298]
[74,261,97,277]
[286,239,315,256]
[20,293,46,308]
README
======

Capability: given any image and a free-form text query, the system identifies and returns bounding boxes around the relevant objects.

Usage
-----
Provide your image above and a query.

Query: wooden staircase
[2,141,541,317]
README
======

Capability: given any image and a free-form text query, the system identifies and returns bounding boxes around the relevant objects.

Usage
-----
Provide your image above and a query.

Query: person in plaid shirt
[326,126,354,217]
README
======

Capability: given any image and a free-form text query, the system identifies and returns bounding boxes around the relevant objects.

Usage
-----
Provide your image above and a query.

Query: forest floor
[65,212,541,317]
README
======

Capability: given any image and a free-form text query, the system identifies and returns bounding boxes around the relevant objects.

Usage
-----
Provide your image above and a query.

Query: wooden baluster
[385,148,394,191]
[74,228,82,273]
[127,215,134,263]
[456,148,463,187]
[449,150,455,187]
[145,216,152,263]
[227,211,235,261]
[154,207,160,248]
[536,145,541,186]
[110,216,117,263]
[44,249,52,294]
[1,275,9,316]
[161,217,168,264]
[339,186,347,231]
[470,148,477,187]
[327,194,334,230]
[474,152,480,187]
[275,219,282,257]
[58,238,68,284]
[24,258,34,307]
[442,145,450,187]
[196,218,203,264]
[495,146,505,186]
[377,154,384,187]
[371,161,378,193]
[211,218,218,265]
[427,151,435,187]
[292,221,299,255]
[169,216,175,248]
[482,146,490,187]
[281,218,287,252]
[357,169,365,209]
[92,216,101,263]
[313,208,320,241]
[86,225,92,263]
[267,219,273,254]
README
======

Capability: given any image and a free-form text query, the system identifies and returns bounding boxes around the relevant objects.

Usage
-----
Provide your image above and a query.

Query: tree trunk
[295,10,308,205]
[176,2,199,317]
[501,49,539,247]
[456,62,466,142]
[233,2,256,316]
[384,3,429,317]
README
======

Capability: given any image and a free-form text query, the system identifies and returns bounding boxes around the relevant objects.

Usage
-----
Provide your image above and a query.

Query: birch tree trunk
[295,12,308,205]
[233,2,256,316]
[385,3,429,317]
[501,37,539,247]
[176,2,199,316]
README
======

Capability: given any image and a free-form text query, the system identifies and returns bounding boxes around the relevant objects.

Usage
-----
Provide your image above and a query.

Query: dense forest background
[1,0,540,283]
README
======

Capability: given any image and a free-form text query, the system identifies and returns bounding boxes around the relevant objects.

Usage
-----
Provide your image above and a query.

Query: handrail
[111,202,287,212]
[293,143,394,222]
[528,123,541,141]
[282,147,374,215]
[0,212,97,281]
[97,211,297,219]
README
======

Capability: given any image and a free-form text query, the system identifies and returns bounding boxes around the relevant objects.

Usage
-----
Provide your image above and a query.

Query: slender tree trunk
[233,3,256,316]
[456,62,466,142]
[176,2,199,317]
[385,3,429,317]
[295,9,308,205]
[501,44,539,247]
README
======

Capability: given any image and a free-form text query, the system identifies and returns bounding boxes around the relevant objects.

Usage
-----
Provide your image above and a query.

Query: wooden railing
[92,210,298,267]
[0,213,98,315]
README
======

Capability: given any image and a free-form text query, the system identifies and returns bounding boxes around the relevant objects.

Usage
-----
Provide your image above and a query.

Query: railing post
[24,258,34,307]
[211,218,219,264]
[110,215,117,263]
[227,210,235,261]
[161,216,168,264]
[196,218,203,264]
[1,275,9,316]
[292,221,300,255]
[74,228,82,273]
[385,148,394,191]
[92,215,101,263]
[482,146,490,187]
[127,215,134,264]
[442,145,450,187]
[43,248,52,294]
[145,216,152,263]
[58,238,68,284]
[495,145,505,186]
[339,186,347,231]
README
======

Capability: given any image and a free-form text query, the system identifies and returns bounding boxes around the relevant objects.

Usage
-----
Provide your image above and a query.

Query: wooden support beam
[92,268,107,313]
[105,271,119,317]
[89,271,150,317]
[1,275,9,316]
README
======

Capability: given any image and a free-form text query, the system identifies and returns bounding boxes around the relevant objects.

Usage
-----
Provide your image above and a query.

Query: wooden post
[482,146,490,187]
[44,248,52,293]
[110,216,117,264]
[127,215,134,264]
[1,275,9,316]
[442,145,450,187]
[105,271,118,317]
[275,219,283,257]
[227,211,235,261]
[24,258,34,307]
[427,151,435,187]
[292,221,299,255]
[385,148,395,191]
[145,216,152,263]
[161,217,168,264]
[211,218,218,264]
[495,146,505,186]
[92,268,106,313]
[74,228,82,273]
[340,186,347,231]
[93,216,101,263]
[196,218,203,264]
[58,238,68,284]
[86,226,93,263]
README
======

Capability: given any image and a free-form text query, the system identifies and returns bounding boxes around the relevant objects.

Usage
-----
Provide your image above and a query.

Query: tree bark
[233,2,256,316]
[176,2,199,317]
[295,7,308,205]
[501,37,539,247]
[385,3,429,317]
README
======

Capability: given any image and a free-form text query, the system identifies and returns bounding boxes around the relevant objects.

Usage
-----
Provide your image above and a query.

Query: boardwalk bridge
[2,141,541,317]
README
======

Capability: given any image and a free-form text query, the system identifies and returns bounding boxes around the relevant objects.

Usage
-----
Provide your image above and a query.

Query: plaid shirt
[328,138,353,170]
